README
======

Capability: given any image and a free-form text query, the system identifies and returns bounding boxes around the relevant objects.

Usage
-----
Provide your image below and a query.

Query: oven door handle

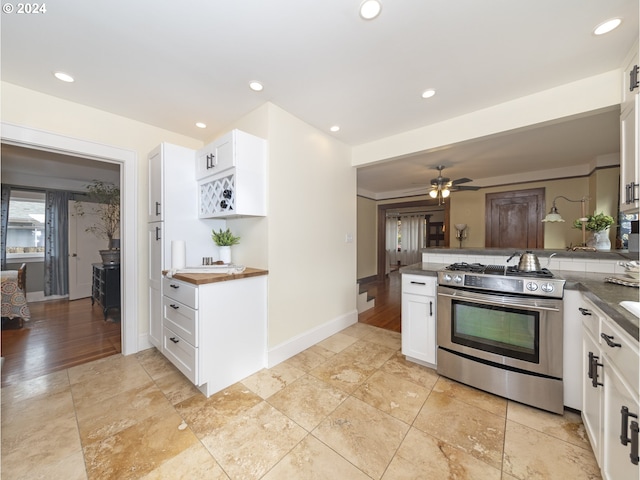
[437,291,561,312]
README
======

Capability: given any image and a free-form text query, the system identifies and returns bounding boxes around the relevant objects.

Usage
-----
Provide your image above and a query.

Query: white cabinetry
[197,129,266,218]
[580,296,639,479]
[147,143,214,349]
[161,275,267,397]
[401,274,437,366]
[620,42,639,213]
[563,289,583,410]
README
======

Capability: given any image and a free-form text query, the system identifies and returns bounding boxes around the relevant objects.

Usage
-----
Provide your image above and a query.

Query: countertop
[400,262,640,341]
[164,267,268,285]
[420,247,639,261]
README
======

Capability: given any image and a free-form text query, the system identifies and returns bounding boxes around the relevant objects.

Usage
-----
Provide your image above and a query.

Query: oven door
[437,285,563,378]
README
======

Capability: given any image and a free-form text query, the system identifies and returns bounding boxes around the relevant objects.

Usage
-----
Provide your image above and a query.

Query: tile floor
[1,323,602,479]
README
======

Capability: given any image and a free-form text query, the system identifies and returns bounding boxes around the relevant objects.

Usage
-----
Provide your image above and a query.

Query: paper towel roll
[171,240,186,269]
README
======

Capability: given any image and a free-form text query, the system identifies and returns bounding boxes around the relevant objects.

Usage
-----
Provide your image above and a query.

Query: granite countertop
[420,247,639,261]
[400,262,639,341]
[164,267,268,285]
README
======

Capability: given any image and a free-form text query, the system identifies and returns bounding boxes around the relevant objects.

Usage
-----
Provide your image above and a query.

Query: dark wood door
[485,188,545,248]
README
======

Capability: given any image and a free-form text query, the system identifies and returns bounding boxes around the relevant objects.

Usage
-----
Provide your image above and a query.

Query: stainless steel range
[436,262,566,414]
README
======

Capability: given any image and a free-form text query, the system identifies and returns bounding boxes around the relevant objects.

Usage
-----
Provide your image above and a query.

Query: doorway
[1,122,137,355]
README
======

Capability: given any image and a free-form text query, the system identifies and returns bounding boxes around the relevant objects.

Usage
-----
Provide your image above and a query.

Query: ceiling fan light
[429,189,438,198]
[441,188,450,198]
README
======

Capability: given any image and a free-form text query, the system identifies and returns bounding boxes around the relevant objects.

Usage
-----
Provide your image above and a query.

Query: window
[6,190,46,258]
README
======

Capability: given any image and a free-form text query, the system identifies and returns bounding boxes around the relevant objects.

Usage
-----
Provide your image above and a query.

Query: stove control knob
[443,274,452,282]
[454,275,463,284]
[526,282,538,292]
[541,283,555,293]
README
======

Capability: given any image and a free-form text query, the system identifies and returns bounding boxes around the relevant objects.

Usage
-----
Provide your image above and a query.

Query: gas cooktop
[439,262,566,298]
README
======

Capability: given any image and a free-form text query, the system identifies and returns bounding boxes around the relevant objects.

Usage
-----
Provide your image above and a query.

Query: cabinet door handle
[169,284,180,289]
[578,307,592,316]
[410,281,426,286]
[589,352,603,388]
[169,337,179,344]
[155,226,161,241]
[206,153,215,169]
[169,304,179,310]
[631,421,639,465]
[429,301,433,316]
[601,333,622,348]
[621,406,639,446]
[155,201,161,216]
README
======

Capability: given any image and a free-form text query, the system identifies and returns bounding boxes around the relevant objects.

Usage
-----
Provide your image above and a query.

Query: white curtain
[385,217,400,266]
[400,214,425,265]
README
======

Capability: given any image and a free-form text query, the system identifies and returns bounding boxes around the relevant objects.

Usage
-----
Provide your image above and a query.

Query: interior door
[68,201,104,300]
[485,188,545,249]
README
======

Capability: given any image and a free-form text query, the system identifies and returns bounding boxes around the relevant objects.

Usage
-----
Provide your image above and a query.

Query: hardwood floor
[358,270,401,332]
[1,297,121,387]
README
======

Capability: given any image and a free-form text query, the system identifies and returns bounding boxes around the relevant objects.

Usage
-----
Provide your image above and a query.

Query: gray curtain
[1,184,10,270]
[44,190,70,296]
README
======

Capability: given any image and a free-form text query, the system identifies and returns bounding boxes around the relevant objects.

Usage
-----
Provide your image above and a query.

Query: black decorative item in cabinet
[91,263,121,319]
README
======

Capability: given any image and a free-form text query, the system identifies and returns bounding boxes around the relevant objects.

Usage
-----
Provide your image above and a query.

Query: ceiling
[1,0,637,196]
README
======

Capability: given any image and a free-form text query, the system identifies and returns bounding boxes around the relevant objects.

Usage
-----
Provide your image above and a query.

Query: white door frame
[1,121,138,355]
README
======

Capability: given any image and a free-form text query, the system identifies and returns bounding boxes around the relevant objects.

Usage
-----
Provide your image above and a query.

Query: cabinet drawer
[402,275,436,295]
[163,326,197,384]
[163,297,198,347]
[162,277,198,309]
[601,318,639,393]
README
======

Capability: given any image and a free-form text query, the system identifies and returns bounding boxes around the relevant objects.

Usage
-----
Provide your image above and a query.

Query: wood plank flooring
[358,270,401,332]
[1,297,121,387]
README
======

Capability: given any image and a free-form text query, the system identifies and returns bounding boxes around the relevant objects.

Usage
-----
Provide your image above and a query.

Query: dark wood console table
[91,263,120,319]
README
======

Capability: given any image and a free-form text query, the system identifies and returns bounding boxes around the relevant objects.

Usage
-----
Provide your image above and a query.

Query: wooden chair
[17,263,26,292]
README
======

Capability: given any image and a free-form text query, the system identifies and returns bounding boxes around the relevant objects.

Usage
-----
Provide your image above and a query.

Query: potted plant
[211,228,240,264]
[573,212,615,250]
[76,180,121,264]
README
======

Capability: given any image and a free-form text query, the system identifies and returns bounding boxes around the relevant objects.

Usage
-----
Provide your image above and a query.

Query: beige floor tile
[135,347,180,381]
[340,322,378,339]
[433,375,508,417]
[362,328,402,350]
[503,420,601,480]
[174,382,262,438]
[200,401,307,479]
[382,427,502,480]
[75,380,172,443]
[268,374,348,431]
[1,410,82,478]
[352,369,429,424]
[67,354,137,384]
[141,443,229,480]
[414,390,505,469]
[310,340,396,393]
[262,435,370,480]
[313,396,409,479]
[241,362,306,399]
[1,369,69,406]
[283,345,334,372]
[153,368,201,405]
[6,450,88,480]
[507,400,591,449]
[380,351,439,390]
[2,387,75,430]
[83,407,198,480]
[316,332,359,353]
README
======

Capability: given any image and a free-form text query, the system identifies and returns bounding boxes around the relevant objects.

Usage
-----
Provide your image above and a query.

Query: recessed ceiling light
[359,0,382,20]
[593,18,622,35]
[249,81,264,92]
[53,71,74,83]
[195,122,207,129]
[421,89,436,99]
[330,125,340,132]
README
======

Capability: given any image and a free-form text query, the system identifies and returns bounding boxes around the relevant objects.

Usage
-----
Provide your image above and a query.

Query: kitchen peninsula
[161,268,268,397]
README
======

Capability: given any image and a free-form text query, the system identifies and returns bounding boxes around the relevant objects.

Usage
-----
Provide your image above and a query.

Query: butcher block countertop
[164,267,268,285]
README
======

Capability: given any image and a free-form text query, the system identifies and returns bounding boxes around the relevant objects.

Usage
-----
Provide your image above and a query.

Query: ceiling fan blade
[451,177,473,185]
[452,185,480,191]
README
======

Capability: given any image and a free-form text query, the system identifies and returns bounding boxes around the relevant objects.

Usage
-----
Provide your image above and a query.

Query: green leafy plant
[211,228,241,246]
[75,180,120,249]
[573,212,615,232]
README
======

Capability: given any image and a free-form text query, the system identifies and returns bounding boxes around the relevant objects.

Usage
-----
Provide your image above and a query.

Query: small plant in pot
[573,212,615,250]
[211,228,240,264]
[75,180,120,264]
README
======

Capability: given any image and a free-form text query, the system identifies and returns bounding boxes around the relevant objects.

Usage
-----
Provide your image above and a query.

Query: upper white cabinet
[620,42,639,213]
[197,129,267,218]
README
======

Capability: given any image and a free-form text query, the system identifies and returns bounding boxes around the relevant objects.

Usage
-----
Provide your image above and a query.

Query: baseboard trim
[267,309,358,368]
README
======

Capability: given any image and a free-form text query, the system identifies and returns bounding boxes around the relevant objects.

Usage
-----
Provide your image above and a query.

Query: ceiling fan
[428,165,479,204]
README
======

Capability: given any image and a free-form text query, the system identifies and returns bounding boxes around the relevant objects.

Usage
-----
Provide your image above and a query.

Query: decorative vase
[219,246,231,264]
[588,230,611,251]
[99,249,120,265]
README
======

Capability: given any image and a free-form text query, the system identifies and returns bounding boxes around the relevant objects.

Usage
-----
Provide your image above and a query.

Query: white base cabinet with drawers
[162,275,267,397]
[401,274,437,366]
[580,296,639,480]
